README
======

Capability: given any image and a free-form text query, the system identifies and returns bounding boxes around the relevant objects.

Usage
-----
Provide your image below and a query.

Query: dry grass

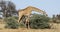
[0,23,60,32]
[0,29,57,32]
[0,20,60,32]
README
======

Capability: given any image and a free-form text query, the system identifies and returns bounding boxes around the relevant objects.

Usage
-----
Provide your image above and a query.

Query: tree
[52,15,55,19]
[0,0,17,17]
[5,1,17,17]
[56,14,60,20]
[0,0,6,17]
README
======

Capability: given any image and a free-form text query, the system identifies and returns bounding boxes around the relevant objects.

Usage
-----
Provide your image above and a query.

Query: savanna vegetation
[29,14,50,29]
[0,0,60,32]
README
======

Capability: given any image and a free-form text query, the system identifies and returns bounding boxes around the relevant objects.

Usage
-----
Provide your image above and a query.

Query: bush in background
[52,14,60,23]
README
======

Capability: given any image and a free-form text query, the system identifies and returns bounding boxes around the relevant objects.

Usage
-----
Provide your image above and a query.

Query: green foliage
[29,14,50,29]
[19,23,26,28]
[4,17,19,29]
[12,16,18,20]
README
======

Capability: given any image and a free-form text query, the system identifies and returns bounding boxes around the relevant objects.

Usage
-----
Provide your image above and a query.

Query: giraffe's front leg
[25,16,30,29]
[18,17,20,23]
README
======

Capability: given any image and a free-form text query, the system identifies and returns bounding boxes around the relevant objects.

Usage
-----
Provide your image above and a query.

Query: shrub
[19,22,26,28]
[4,17,19,29]
[29,14,50,29]
[12,16,18,20]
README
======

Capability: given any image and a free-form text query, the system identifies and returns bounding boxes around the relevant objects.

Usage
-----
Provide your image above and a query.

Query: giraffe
[18,6,47,28]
